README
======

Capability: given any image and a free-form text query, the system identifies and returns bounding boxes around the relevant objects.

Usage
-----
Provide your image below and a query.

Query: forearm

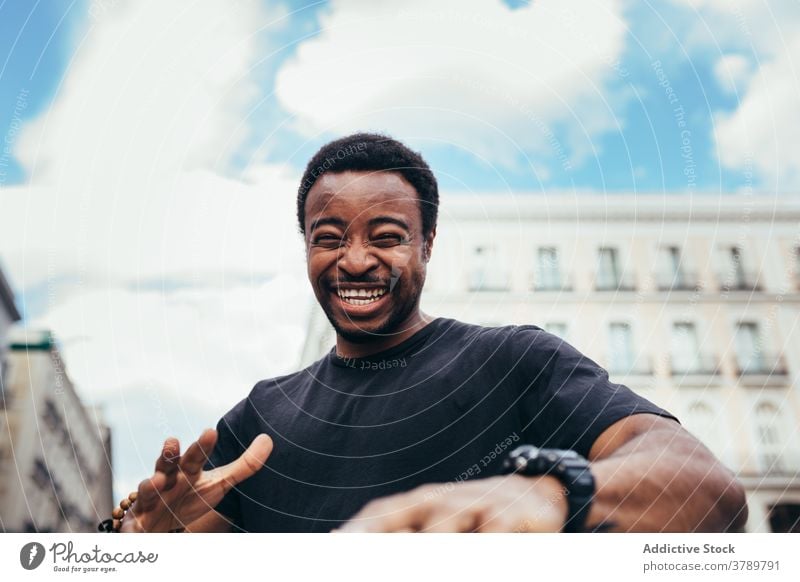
[587,429,748,532]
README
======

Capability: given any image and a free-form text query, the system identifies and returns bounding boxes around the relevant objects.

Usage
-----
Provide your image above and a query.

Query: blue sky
[1,0,791,196]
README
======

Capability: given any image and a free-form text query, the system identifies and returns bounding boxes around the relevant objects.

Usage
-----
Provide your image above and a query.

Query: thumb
[219,434,273,490]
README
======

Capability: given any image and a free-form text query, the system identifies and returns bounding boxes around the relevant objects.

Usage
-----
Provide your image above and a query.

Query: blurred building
[299,194,800,533]
[0,266,21,388]
[0,329,113,532]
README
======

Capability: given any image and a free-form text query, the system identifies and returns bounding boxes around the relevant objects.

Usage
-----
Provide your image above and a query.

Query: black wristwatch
[501,445,595,533]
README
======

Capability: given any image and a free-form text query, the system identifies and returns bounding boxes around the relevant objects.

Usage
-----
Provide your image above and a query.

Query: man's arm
[337,413,747,532]
[586,413,748,532]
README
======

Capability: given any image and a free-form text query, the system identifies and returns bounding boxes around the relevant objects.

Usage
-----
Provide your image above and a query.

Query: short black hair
[297,132,438,237]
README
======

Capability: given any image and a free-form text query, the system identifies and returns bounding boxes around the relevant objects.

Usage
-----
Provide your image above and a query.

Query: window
[658,246,696,290]
[664,246,683,281]
[597,247,620,289]
[608,322,634,373]
[469,245,508,291]
[730,247,746,287]
[596,247,634,290]
[754,401,787,474]
[735,322,764,374]
[720,246,759,291]
[670,322,702,373]
[536,247,562,290]
[32,459,52,490]
[544,322,568,340]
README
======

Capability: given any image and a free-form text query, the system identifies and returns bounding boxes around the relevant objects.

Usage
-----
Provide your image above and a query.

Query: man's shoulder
[440,317,553,345]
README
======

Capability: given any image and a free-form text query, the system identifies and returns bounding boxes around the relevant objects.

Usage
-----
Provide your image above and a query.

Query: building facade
[299,194,800,533]
[0,266,21,391]
[0,330,113,532]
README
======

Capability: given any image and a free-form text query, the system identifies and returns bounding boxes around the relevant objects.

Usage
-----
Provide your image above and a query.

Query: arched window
[755,401,786,474]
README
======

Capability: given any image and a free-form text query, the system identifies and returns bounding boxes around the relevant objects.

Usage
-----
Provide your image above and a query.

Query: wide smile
[331,286,390,317]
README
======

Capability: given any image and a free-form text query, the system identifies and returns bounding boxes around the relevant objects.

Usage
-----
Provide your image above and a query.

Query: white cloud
[715,37,800,189]
[713,54,752,95]
[0,0,317,497]
[667,0,800,188]
[28,275,311,408]
[16,0,276,183]
[275,0,627,167]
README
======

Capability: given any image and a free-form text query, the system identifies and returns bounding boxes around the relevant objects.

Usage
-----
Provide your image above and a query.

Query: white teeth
[336,288,386,299]
[336,287,387,305]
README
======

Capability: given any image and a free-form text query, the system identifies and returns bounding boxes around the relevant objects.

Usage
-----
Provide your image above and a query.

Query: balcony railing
[605,356,653,376]
[669,353,720,376]
[533,274,574,292]
[735,353,788,376]
[757,452,800,476]
[655,270,701,291]
[717,270,762,292]
[468,272,510,292]
[594,272,636,292]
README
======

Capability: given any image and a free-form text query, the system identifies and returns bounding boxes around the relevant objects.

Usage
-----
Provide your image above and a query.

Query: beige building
[299,194,800,533]
[0,330,113,532]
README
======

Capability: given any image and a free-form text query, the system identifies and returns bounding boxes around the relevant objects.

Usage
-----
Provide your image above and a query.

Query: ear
[423,226,436,262]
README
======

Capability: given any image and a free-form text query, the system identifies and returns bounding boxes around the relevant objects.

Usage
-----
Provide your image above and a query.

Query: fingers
[421,508,479,533]
[154,437,181,475]
[217,433,273,491]
[338,497,427,533]
[131,471,167,513]
[179,429,218,476]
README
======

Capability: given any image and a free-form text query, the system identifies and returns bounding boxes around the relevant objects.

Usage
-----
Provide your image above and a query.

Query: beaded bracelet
[98,491,185,533]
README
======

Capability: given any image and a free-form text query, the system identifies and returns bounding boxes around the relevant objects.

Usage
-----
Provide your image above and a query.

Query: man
[122,133,747,533]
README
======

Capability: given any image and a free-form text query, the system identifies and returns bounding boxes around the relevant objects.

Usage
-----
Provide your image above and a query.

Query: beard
[319,269,425,344]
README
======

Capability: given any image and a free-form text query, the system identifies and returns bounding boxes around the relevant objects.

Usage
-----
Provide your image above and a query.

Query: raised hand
[120,429,272,532]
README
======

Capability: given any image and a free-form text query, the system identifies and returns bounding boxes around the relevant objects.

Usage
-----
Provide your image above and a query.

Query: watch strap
[502,446,595,533]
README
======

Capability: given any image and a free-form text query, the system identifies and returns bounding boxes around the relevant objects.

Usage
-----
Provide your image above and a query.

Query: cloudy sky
[1,0,798,496]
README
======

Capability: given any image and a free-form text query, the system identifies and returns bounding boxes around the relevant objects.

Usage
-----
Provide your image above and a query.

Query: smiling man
[120,133,747,534]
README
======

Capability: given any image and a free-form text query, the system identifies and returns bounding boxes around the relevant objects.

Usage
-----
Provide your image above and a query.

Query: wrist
[502,445,595,533]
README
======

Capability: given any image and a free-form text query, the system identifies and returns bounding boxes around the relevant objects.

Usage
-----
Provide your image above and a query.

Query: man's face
[304,171,433,343]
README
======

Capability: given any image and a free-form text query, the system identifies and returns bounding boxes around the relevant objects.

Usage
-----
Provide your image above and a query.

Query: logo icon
[19,542,46,570]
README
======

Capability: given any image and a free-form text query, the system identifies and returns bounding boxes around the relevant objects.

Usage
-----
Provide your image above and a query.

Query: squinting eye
[313,235,344,246]
[372,234,404,245]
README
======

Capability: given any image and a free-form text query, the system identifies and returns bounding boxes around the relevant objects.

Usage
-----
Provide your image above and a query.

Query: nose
[337,241,379,277]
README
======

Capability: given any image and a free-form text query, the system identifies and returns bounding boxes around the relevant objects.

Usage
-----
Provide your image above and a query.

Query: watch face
[510,445,540,460]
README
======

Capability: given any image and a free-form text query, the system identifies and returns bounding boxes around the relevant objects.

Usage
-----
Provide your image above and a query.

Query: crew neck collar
[328,317,443,368]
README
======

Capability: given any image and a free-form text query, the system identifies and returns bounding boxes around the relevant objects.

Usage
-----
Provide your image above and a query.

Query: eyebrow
[309,216,347,231]
[309,215,411,232]
[367,216,410,231]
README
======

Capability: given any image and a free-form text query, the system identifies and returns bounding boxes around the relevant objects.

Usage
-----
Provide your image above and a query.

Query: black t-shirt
[204,317,676,532]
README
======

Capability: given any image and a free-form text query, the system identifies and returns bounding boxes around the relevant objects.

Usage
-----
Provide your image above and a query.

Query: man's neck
[335,311,434,359]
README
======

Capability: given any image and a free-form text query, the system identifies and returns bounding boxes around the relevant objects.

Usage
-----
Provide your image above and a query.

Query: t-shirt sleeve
[508,325,679,459]
[203,398,248,528]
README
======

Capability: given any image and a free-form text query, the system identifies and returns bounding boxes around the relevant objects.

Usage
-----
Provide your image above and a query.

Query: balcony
[669,353,721,376]
[655,270,701,292]
[594,272,636,292]
[533,274,574,292]
[717,269,762,292]
[605,355,653,376]
[735,353,788,377]
[467,272,510,293]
